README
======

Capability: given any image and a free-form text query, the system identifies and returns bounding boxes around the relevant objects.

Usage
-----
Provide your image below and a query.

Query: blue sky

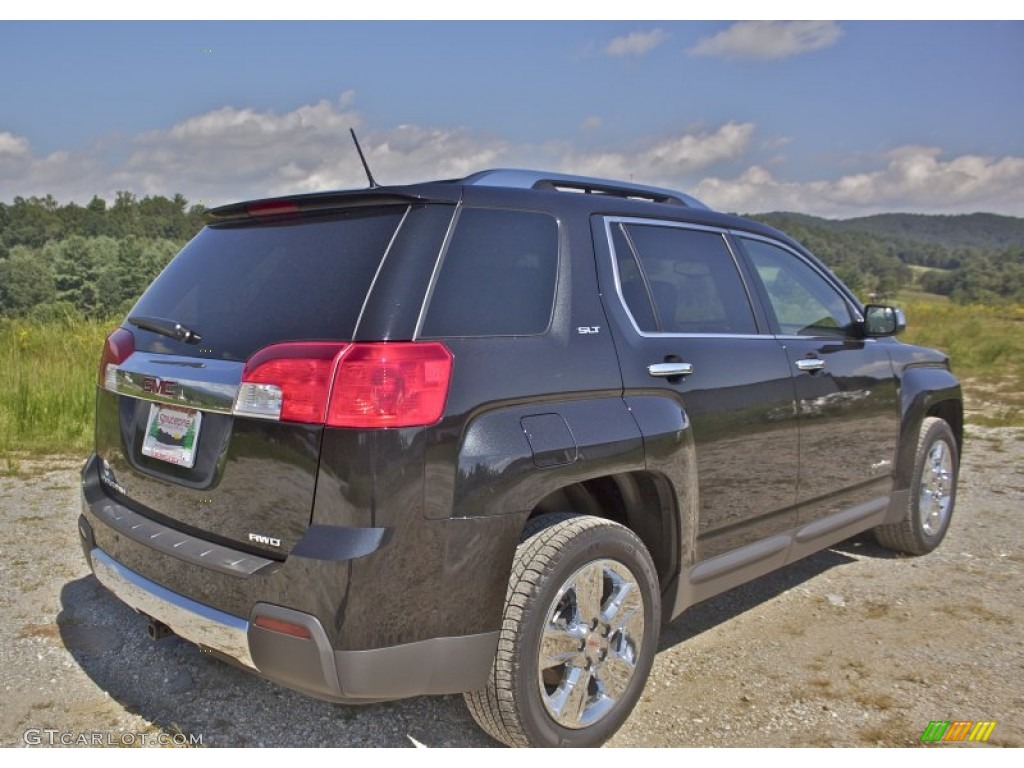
[1,20,1022,217]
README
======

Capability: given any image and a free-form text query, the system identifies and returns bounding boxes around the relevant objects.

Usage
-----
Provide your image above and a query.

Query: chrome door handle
[795,358,826,372]
[648,362,694,378]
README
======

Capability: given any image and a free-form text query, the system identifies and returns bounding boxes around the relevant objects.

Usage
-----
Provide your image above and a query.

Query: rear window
[421,208,558,337]
[128,206,407,361]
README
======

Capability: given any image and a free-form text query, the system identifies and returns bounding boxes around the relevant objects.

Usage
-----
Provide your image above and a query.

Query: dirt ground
[1,423,1021,748]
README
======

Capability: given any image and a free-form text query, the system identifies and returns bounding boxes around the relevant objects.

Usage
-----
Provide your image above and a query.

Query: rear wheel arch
[522,471,680,592]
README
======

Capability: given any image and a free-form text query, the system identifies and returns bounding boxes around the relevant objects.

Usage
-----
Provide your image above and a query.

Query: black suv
[79,169,962,747]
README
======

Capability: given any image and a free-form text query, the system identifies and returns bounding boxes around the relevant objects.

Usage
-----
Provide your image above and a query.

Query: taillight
[327,342,453,428]
[98,328,135,390]
[234,343,349,423]
[232,341,453,429]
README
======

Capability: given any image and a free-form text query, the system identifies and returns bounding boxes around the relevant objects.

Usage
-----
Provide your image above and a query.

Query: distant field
[906,265,952,275]
[1,300,1021,461]
[896,294,1024,427]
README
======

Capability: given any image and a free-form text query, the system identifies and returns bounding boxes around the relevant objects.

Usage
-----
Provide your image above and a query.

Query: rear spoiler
[204,189,438,224]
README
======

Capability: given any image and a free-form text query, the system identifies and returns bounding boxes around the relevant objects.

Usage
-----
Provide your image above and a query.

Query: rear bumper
[82,535,498,702]
[79,450,500,703]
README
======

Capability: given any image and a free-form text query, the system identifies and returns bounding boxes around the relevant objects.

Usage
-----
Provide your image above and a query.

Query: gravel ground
[1,424,1021,748]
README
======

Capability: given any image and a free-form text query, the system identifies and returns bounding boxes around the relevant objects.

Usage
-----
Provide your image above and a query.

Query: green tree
[0,245,56,315]
[48,235,119,316]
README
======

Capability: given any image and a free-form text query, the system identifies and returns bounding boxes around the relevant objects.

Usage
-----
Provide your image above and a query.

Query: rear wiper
[128,315,203,345]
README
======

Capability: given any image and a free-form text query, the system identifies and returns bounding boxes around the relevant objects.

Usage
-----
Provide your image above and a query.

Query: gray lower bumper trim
[91,498,274,577]
[335,631,499,699]
[90,548,255,668]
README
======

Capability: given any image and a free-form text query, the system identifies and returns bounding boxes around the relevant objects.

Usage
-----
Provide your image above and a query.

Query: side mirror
[863,304,906,337]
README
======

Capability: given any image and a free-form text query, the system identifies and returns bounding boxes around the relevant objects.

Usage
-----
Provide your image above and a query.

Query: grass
[0,314,113,456]
[895,293,1024,427]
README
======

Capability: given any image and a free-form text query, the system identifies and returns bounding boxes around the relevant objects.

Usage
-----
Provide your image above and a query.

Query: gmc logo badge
[142,377,178,396]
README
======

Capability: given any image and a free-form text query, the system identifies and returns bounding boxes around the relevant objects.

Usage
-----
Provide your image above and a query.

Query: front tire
[874,416,959,555]
[465,514,660,747]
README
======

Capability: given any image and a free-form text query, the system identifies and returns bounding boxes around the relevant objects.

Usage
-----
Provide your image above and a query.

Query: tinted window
[611,225,658,332]
[129,206,407,360]
[422,208,558,337]
[741,238,854,338]
[615,223,757,335]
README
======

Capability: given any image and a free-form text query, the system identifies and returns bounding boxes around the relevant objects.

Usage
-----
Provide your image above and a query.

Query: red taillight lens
[235,343,349,424]
[327,342,453,428]
[98,328,135,389]
[234,341,453,428]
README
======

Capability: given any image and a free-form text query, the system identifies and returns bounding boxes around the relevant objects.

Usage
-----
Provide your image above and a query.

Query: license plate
[141,404,202,468]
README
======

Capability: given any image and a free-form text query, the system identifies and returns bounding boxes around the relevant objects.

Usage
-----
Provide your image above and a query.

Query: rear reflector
[98,328,136,390]
[253,615,312,639]
[233,341,453,429]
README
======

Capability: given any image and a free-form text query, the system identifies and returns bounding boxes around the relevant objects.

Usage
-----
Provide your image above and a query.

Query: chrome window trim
[603,216,763,340]
[775,334,878,343]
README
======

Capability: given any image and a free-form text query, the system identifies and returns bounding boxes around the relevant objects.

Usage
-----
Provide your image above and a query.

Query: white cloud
[559,122,755,183]
[1,97,1022,218]
[695,146,1024,217]
[580,115,603,132]
[0,132,30,159]
[690,21,842,61]
[605,29,670,58]
[0,98,751,207]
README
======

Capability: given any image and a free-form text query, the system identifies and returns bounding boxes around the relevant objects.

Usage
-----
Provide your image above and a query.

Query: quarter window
[422,208,558,337]
[612,223,757,335]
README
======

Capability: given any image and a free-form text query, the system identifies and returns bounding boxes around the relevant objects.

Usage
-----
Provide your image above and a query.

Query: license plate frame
[141,403,202,469]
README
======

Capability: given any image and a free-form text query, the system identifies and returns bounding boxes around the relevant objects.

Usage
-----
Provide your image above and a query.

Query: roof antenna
[349,128,378,189]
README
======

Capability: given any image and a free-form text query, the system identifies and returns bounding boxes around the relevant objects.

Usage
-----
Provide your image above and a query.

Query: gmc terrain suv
[80,169,962,747]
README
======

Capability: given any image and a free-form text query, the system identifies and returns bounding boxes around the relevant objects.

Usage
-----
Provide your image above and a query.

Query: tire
[465,514,660,747]
[874,416,959,555]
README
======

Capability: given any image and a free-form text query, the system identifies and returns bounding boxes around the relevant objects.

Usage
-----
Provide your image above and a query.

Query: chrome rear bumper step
[90,548,255,668]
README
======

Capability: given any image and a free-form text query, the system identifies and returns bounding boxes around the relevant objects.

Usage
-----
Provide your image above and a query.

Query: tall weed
[0,315,112,454]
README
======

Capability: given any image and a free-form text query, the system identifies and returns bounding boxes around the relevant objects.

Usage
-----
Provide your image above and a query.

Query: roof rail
[461,168,710,210]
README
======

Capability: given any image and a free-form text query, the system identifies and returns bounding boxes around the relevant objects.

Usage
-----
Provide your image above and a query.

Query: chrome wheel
[537,558,646,729]
[919,439,954,537]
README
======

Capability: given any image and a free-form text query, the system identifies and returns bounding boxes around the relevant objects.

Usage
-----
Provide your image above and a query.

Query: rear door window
[421,208,558,337]
[613,222,757,335]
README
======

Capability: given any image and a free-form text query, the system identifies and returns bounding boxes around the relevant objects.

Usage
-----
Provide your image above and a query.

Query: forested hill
[0,193,206,320]
[751,211,1024,304]
[755,211,1024,251]
[1,194,1022,321]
